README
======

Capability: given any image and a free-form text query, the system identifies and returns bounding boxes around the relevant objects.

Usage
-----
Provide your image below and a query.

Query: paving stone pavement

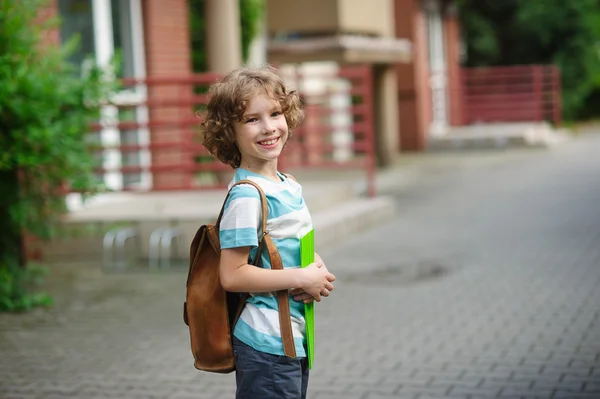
[2,132,600,399]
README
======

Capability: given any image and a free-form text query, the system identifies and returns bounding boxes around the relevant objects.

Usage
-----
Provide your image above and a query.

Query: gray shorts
[233,336,309,399]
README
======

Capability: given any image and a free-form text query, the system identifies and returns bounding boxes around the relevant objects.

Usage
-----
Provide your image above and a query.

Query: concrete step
[312,195,396,250]
[41,185,394,268]
[428,122,571,151]
[64,180,356,224]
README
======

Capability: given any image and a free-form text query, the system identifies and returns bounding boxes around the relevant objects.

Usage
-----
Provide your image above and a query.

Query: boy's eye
[244,117,257,123]
[272,111,282,117]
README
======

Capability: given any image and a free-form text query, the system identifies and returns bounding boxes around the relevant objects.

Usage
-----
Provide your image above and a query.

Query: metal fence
[460,65,562,126]
[87,65,376,196]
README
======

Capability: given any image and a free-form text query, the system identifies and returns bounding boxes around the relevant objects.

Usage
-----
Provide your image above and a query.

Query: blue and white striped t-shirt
[219,168,313,357]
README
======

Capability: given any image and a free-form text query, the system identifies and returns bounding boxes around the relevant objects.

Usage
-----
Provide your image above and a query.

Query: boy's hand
[296,260,335,302]
[290,288,315,303]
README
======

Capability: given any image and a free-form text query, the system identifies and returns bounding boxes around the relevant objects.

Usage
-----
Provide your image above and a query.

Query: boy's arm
[220,246,304,292]
[220,247,334,300]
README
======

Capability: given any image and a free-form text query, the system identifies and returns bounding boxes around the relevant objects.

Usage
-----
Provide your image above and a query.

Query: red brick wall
[143,0,192,77]
[143,0,193,189]
[38,0,195,190]
[38,0,60,46]
[25,1,61,262]
[395,0,431,151]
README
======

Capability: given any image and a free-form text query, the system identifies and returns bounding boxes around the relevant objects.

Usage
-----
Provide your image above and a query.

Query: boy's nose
[262,122,276,134]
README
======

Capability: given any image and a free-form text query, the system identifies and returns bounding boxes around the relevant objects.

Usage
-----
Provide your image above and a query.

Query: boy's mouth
[257,137,280,148]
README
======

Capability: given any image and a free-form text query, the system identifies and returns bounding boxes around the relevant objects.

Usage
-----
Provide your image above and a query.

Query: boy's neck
[239,159,280,182]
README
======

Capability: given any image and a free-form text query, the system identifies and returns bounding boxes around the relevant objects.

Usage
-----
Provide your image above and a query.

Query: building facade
[43,0,193,192]
[41,0,462,194]
[395,0,463,151]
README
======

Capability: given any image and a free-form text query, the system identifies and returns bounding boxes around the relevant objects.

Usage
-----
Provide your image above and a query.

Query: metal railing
[148,226,183,269]
[460,65,562,126]
[103,225,184,270]
[102,227,139,269]
[86,65,376,196]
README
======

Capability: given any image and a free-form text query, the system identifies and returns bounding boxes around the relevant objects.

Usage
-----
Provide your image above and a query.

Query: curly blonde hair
[199,65,305,169]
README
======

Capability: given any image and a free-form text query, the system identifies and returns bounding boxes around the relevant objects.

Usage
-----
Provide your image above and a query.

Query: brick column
[26,1,61,262]
[38,0,60,46]
[444,3,463,126]
[143,0,192,189]
[395,0,430,151]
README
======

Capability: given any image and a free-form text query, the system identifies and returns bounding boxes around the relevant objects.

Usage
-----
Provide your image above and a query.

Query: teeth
[260,138,278,145]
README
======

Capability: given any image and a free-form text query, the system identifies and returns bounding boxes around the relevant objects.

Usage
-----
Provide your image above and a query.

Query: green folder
[299,228,315,369]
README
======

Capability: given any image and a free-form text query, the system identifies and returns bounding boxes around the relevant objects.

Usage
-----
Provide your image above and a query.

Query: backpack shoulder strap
[216,179,297,358]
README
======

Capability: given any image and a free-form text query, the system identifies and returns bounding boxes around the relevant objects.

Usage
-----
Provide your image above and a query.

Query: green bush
[0,0,111,311]
[0,262,52,312]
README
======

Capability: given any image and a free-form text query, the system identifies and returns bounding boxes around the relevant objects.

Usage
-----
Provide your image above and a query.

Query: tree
[458,0,600,120]
[0,0,110,311]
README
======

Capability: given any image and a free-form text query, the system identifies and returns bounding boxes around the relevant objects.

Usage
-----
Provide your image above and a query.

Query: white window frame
[424,0,449,138]
[93,0,152,191]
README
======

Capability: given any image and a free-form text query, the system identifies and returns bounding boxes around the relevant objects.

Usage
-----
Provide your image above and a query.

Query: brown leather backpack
[183,179,297,373]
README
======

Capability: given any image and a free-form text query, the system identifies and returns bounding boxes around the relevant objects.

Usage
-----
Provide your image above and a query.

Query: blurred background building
[38,0,561,199]
[37,1,476,190]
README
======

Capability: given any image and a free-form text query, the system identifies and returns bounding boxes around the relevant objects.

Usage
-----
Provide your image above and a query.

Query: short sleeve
[219,184,262,249]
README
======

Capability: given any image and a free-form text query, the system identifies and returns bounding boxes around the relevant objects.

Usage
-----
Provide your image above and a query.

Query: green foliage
[0,262,52,312]
[189,0,207,73]
[0,0,111,311]
[458,0,600,120]
[190,0,265,72]
[240,0,265,63]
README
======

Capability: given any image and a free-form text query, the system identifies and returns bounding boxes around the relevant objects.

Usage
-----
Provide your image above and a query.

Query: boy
[200,65,336,399]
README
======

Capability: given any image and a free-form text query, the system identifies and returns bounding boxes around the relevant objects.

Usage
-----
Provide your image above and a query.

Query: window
[58,0,95,69]
[58,0,151,190]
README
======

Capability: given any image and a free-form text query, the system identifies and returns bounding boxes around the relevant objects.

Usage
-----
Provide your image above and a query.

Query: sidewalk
[2,131,600,399]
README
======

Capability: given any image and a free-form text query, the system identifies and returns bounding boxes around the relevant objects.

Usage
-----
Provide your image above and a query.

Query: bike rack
[148,227,168,269]
[103,226,139,268]
[148,226,183,269]
[160,228,183,269]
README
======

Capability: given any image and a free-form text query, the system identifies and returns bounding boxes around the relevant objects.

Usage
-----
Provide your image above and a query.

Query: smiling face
[234,90,289,172]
